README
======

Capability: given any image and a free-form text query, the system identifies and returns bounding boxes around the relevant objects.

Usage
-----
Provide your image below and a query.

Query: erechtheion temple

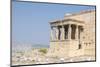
[48,10,96,60]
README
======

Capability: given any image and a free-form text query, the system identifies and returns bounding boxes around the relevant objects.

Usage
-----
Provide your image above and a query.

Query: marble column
[61,26,65,40]
[50,26,53,41]
[68,24,72,40]
[55,26,59,40]
[53,27,57,40]
[75,25,79,40]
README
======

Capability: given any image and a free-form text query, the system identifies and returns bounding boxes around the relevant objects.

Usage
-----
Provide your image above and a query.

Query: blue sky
[12,1,95,45]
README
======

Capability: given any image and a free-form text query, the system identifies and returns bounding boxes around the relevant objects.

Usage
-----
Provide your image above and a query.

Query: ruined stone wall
[64,10,96,57]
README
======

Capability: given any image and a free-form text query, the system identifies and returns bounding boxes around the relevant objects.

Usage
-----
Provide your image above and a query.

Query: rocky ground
[12,48,95,66]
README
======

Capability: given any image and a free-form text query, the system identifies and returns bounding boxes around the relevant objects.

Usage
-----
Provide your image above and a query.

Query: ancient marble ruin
[47,10,96,61]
